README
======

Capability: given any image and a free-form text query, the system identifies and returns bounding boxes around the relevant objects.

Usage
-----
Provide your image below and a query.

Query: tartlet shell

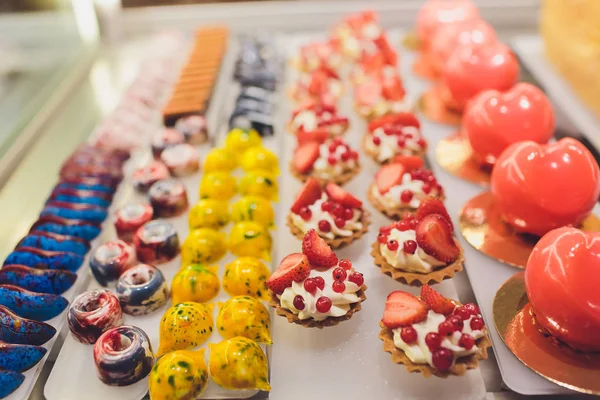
[289,160,360,186]
[367,183,446,220]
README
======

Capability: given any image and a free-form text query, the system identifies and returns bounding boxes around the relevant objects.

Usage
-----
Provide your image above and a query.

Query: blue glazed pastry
[133,220,180,264]
[0,305,56,345]
[0,265,76,294]
[89,240,137,287]
[4,247,84,272]
[49,190,111,208]
[17,231,89,256]
[58,176,118,191]
[30,216,101,241]
[68,289,123,345]
[55,181,115,194]
[0,341,47,372]
[0,284,68,321]
[93,325,154,386]
[0,370,24,398]
[116,264,168,315]
[41,201,108,223]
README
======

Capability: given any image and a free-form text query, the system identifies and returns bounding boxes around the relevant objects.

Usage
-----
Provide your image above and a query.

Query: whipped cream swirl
[379,228,445,273]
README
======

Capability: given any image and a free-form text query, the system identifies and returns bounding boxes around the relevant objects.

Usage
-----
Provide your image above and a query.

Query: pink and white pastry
[292,138,359,181]
[365,113,426,162]
[331,10,381,61]
[354,67,411,119]
[290,66,343,104]
[160,143,200,177]
[290,179,365,241]
[290,101,349,138]
[295,40,343,72]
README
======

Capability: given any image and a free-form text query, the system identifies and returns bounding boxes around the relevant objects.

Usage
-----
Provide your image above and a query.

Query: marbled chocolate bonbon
[4,247,84,272]
[68,289,123,345]
[114,203,153,242]
[148,179,189,218]
[17,231,89,256]
[0,284,68,321]
[0,305,56,345]
[0,341,47,372]
[116,264,168,315]
[89,240,137,287]
[134,220,180,264]
[0,264,76,294]
[0,370,24,398]
[93,325,154,386]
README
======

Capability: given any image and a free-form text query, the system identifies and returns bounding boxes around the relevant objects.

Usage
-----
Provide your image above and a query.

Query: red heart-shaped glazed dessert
[442,41,518,111]
[416,0,480,48]
[525,227,600,352]
[464,83,555,166]
[429,19,496,75]
[491,138,600,237]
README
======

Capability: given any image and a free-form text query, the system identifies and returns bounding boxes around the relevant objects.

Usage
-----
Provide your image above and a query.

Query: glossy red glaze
[442,41,519,111]
[525,227,600,352]
[491,138,600,236]
[464,83,555,166]
[415,0,480,48]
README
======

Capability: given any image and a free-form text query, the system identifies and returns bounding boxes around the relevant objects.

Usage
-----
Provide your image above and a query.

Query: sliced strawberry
[266,253,311,294]
[381,291,428,328]
[368,112,420,132]
[374,34,398,66]
[420,284,456,315]
[325,183,363,208]
[354,77,382,106]
[302,229,338,267]
[415,214,460,262]
[393,155,424,171]
[292,99,318,117]
[297,128,329,145]
[416,197,453,229]
[293,142,320,174]
[375,163,406,194]
[308,71,328,95]
[291,178,322,214]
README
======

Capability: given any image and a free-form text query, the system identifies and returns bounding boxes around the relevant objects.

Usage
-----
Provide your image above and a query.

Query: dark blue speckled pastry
[0,341,47,372]
[0,305,56,345]
[0,284,68,321]
[17,231,89,256]
[50,193,111,208]
[41,201,108,223]
[30,216,101,241]
[0,265,77,294]
[55,181,115,194]
[4,247,84,272]
[0,370,24,398]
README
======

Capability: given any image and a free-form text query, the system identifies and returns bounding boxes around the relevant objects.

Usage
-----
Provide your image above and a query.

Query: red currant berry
[348,272,364,286]
[404,133,414,139]
[447,315,464,331]
[332,137,343,145]
[332,267,347,281]
[417,138,427,148]
[299,207,312,221]
[316,296,332,313]
[334,217,346,228]
[400,326,418,344]
[454,307,472,321]
[318,220,331,232]
[403,240,417,254]
[397,138,406,147]
[327,155,337,165]
[458,334,475,350]
[321,201,332,212]
[404,215,417,229]
[313,276,325,290]
[303,278,317,294]
[339,259,352,270]
[432,348,454,371]
[328,143,338,153]
[372,136,381,146]
[380,226,392,235]
[425,332,442,351]
[400,190,413,203]
[293,295,305,311]
[463,303,480,316]
[332,280,346,293]
[422,183,432,194]
[377,233,389,244]
[395,220,409,231]
[343,208,354,220]
[331,203,345,218]
[350,151,359,160]
[341,151,351,161]
[470,317,484,331]
[438,321,454,336]
[387,239,399,251]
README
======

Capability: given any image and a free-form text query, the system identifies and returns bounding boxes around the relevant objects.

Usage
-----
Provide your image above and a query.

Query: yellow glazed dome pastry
[203,148,237,173]
[157,302,214,357]
[171,264,220,304]
[208,337,270,391]
[188,199,230,230]
[181,228,227,265]
[238,170,279,201]
[228,222,272,261]
[148,349,209,400]
[199,172,236,200]
[240,146,280,175]
[224,128,262,153]
[231,196,275,228]
[222,257,271,300]
[216,296,272,344]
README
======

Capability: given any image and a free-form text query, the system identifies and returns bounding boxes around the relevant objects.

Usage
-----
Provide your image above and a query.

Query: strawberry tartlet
[291,138,360,186]
[363,113,427,164]
[267,230,367,328]
[289,101,349,138]
[368,157,444,219]
[293,40,343,73]
[372,198,463,285]
[354,68,412,120]
[288,178,369,249]
[289,66,343,104]
[379,285,490,377]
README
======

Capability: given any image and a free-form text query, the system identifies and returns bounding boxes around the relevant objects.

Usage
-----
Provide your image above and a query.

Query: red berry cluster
[371,126,427,150]
[326,138,358,165]
[317,200,355,231]
[409,168,443,195]
[377,216,419,254]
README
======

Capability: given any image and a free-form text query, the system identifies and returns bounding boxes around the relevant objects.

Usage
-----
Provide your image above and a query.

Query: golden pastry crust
[269,285,367,329]
[367,183,445,220]
[286,209,370,249]
[378,319,491,378]
[289,160,360,186]
[371,240,464,286]
[361,134,427,165]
